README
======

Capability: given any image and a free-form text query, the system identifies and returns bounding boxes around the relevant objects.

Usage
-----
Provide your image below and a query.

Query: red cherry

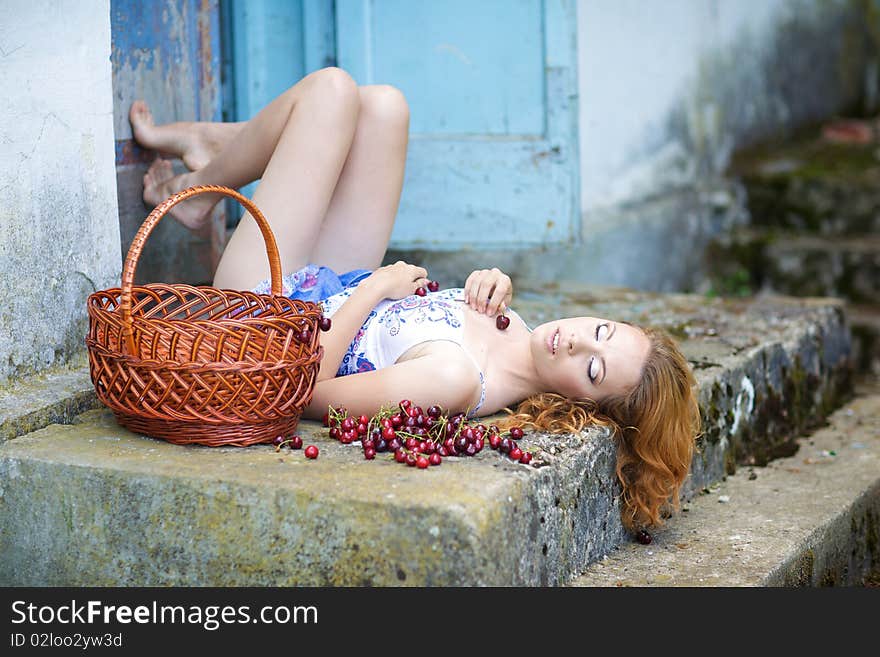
[321,412,330,427]
[636,529,653,545]
[416,456,430,469]
[329,427,341,440]
[356,422,368,436]
[399,399,412,412]
[429,452,442,466]
[318,316,332,332]
[299,328,313,342]
[496,315,510,330]
[364,447,376,460]
[382,427,397,441]
[272,435,284,447]
[427,280,440,292]
[406,454,417,467]
[489,434,502,449]
[509,446,523,461]
[394,449,407,463]
[519,451,532,464]
[415,287,427,297]
[291,435,303,450]
[510,427,524,440]
[304,445,319,459]
[391,414,403,428]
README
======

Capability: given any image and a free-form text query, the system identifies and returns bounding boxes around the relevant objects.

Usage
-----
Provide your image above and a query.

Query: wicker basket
[86,185,323,447]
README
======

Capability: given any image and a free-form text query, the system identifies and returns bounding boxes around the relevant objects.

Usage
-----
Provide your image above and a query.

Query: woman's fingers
[465,268,511,315]
[486,276,511,316]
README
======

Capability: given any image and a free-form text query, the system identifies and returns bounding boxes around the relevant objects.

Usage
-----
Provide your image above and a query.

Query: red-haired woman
[130,67,701,534]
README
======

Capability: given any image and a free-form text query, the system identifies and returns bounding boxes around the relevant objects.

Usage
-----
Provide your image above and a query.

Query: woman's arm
[316,277,385,381]
[316,261,429,381]
[304,350,483,420]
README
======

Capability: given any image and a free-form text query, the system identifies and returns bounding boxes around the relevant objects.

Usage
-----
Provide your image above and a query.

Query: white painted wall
[577,0,844,214]
[0,0,121,384]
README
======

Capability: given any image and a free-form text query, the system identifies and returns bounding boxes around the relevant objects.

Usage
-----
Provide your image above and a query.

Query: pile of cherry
[281,399,536,469]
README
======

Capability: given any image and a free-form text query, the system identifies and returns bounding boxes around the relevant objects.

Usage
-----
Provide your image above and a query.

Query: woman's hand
[363,260,430,300]
[464,267,513,316]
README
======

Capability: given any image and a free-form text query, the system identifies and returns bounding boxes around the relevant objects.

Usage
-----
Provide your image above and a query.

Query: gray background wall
[0,0,121,387]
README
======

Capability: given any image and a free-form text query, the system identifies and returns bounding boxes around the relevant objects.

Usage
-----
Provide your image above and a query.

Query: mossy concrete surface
[0,286,853,585]
[0,357,100,444]
[0,409,621,586]
[570,387,880,587]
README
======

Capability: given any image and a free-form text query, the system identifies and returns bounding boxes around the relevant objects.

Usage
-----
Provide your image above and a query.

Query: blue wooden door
[227,0,579,248]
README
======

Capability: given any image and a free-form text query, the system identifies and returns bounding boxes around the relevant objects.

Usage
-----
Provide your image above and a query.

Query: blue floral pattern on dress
[336,309,378,377]
[378,291,462,337]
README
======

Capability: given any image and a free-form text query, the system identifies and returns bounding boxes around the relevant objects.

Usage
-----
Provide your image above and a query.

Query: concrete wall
[392,0,878,293]
[572,0,875,291]
[0,0,121,387]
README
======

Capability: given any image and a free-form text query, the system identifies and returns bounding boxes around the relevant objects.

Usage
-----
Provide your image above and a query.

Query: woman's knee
[359,85,410,130]
[300,67,360,113]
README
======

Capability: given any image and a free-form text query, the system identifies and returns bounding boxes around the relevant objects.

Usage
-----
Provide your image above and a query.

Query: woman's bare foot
[130,100,240,171]
[142,158,219,231]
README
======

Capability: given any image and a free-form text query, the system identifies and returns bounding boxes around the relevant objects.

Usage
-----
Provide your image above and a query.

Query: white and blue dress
[252,264,488,415]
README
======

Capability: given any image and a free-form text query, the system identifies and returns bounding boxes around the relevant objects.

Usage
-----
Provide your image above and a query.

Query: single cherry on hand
[319,315,332,332]
[496,314,510,330]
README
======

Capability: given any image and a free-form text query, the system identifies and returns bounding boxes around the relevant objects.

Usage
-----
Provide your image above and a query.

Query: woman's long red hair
[497,326,701,532]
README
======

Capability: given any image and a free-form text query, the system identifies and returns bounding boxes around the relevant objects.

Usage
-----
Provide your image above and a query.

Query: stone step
[706,229,880,304]
[0,355,100,443]
[848,305,880,377]
[731,138,880,236]
[569,386,880,586]
[0,287,853,586]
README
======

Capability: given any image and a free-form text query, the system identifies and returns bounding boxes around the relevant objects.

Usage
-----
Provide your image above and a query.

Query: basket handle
[120,185,284,355]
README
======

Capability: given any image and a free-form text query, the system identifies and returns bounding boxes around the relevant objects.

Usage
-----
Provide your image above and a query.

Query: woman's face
[530,316,650,402]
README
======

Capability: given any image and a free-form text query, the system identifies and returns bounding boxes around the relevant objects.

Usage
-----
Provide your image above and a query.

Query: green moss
[785,548,816,587]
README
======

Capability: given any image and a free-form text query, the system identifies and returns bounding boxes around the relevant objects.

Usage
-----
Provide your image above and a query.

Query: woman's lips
[547,327,558,355]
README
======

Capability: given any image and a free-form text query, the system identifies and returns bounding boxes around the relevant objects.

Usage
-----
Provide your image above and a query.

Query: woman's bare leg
[130,101,244,171]
[142,67,361,289]
[139,82,409,274]
[308,85,410,272]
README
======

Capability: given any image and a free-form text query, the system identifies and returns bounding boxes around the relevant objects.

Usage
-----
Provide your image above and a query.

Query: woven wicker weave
[86,185,323,446]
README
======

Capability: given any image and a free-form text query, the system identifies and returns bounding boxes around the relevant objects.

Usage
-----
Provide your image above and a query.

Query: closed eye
[596,322,609,341]
[588,356,600,383]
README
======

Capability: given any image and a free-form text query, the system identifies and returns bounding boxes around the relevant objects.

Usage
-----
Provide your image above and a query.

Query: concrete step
[730,137,880,236]
[569,385,880,586]
[0,355,100,443]
[0,287,853,586]
[849,305,880,378]
[706,229,880,304]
